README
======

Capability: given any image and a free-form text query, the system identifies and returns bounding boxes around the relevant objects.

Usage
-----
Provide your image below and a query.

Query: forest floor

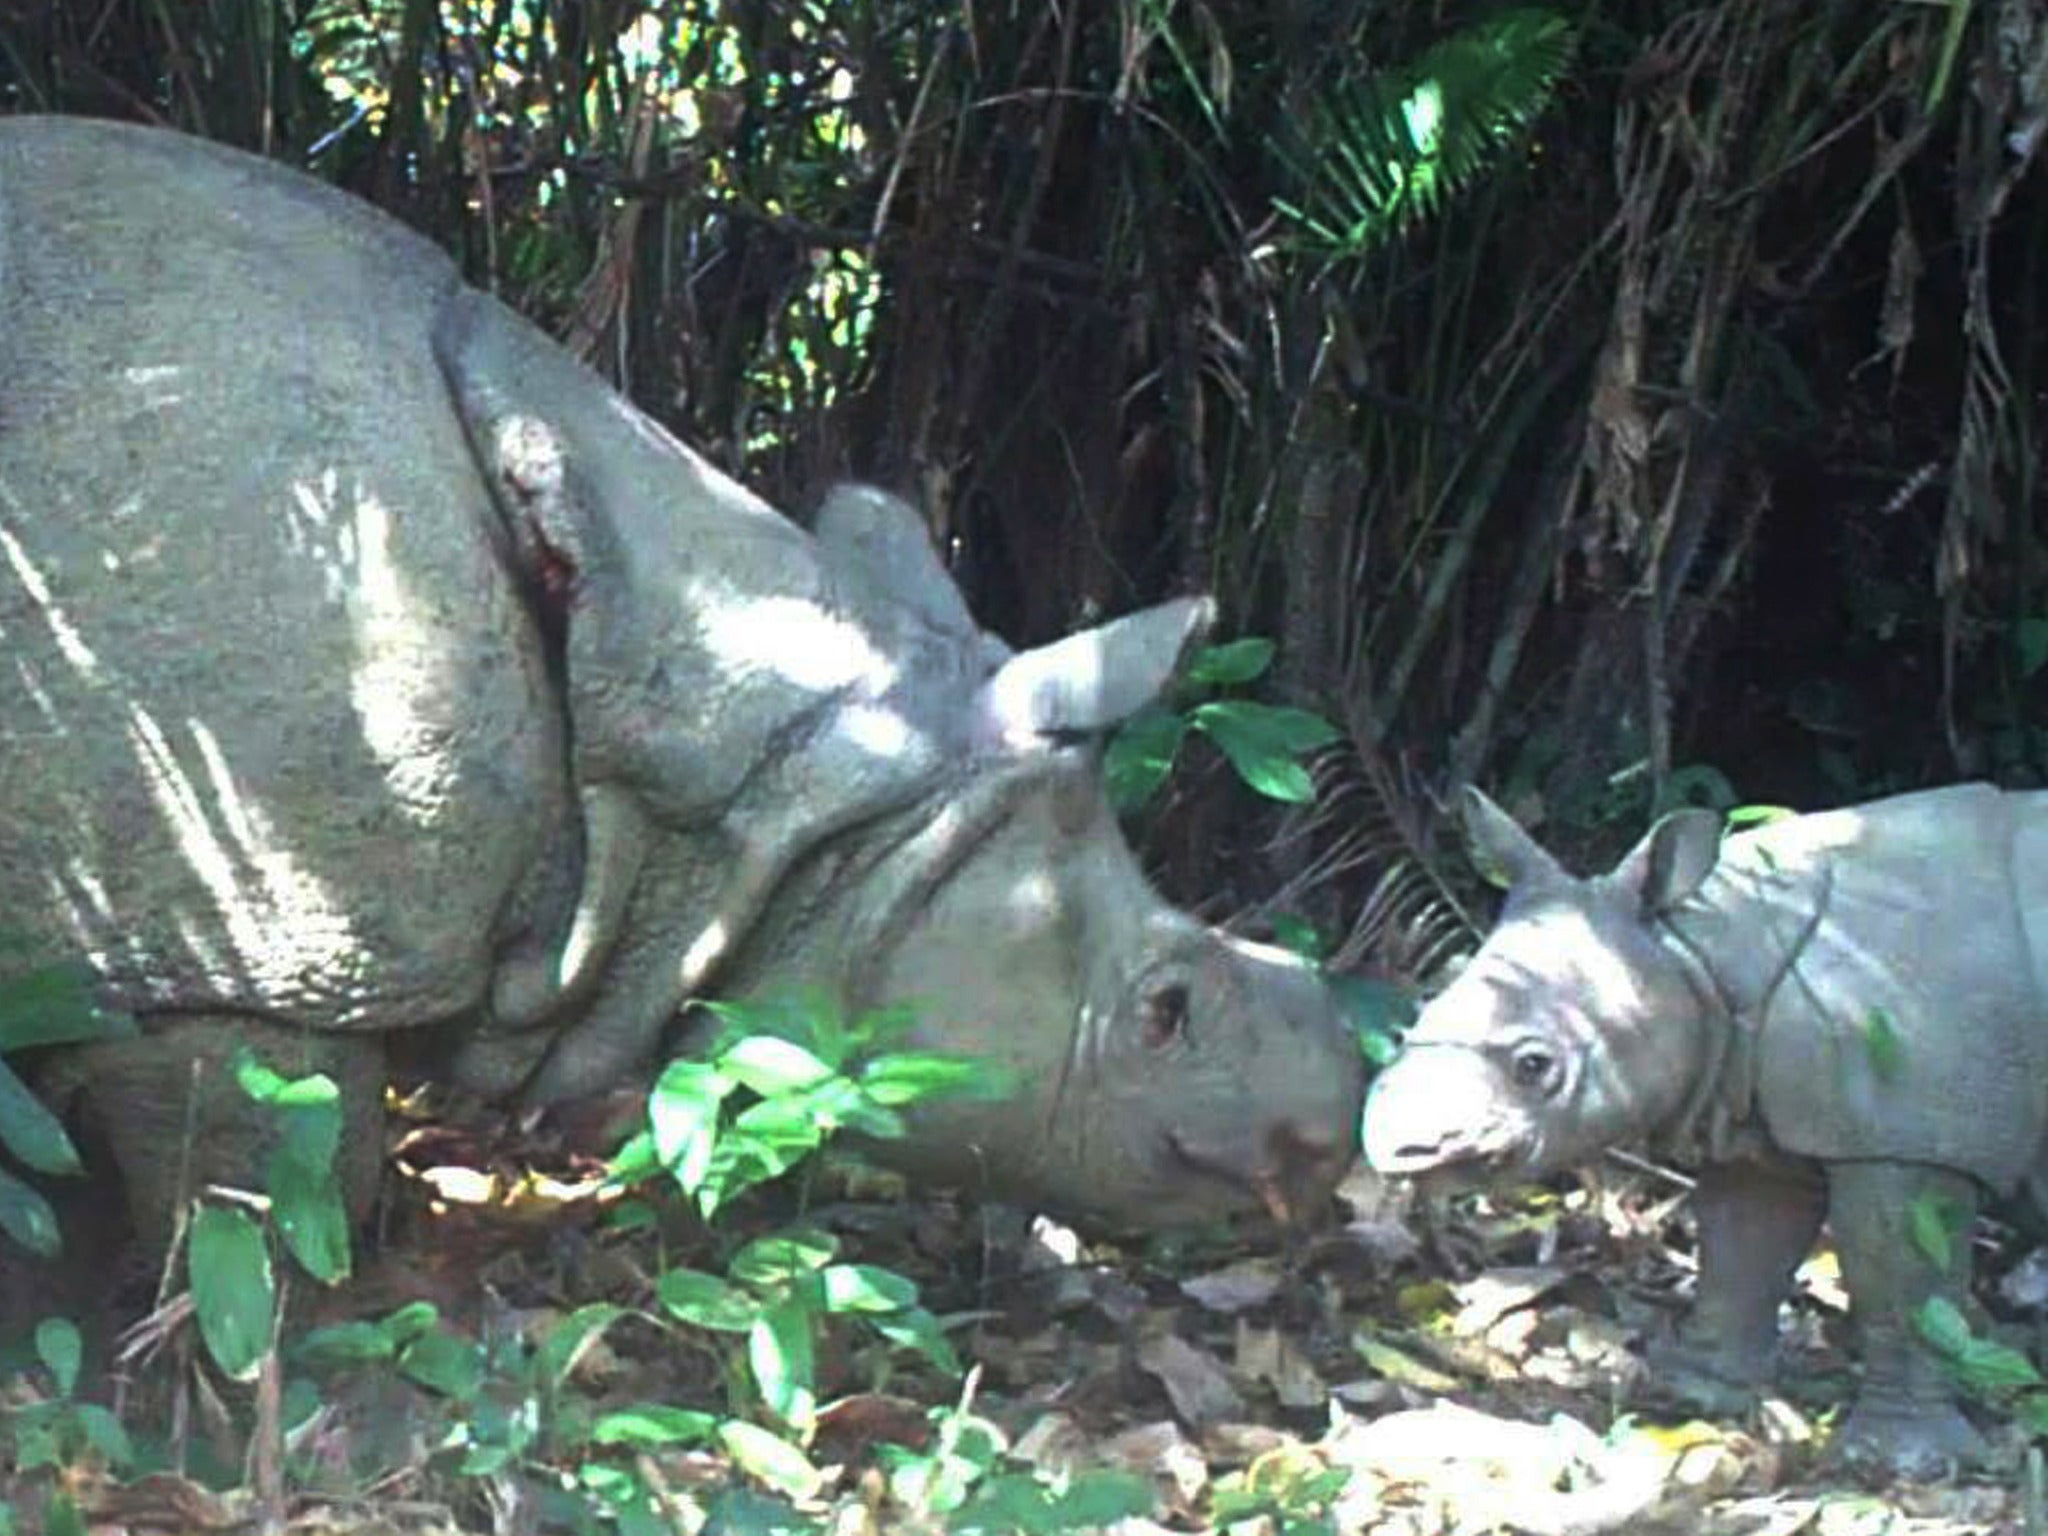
[3,1097,2035,1536]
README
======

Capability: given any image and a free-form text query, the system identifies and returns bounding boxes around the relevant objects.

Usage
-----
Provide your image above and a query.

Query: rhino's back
[0,117,564,1028]
[1695,784,2048,1189]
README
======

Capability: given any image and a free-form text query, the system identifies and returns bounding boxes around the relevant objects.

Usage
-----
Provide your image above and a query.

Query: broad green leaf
[0,1165,62,1257]
[858,1053,1012,1108]
[1194,699,1340,754]
[1907,1193,1960,1274]
[45,1492,87,1536]
[657,1267,761,1332]
[2018,616,2048,679]
[71,1403,135,1469]
[0,961,134,1051]
[9,1400,61,1471]
[822,1263,916,1314]
[591,1403,719,1448]
[537,1302,627,1392]
[397,1329,485,1399]
[292,1319,398,1366]
[267,1152,351,1283]
[1860,1007,1904,1083]
[1915,1296,1976,1359]
[188,1204,275,1381]
[1105,707,1190,811]
[721,1035,836,1096]
[1265,913,1325,962]
[718,1419,823,1500]
[1725,804,1797,830]
[1053,1470,1158,1526]
[35,1316,82,1397]
[1191,701,1333,803]
[1330,974,1416,1067]
[0,1058,82,1176]
[750,1295,817,1428]
[2020,1393,2048,1435]
[730,1229,837,1288]
[869,1304,963,1375]
[646,1060,733,1193]
[1186,637,1276,686]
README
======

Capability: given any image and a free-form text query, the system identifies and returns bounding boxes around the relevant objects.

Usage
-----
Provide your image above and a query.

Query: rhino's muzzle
[1167,1116,1355,1224]
[1360,1048,1539,1182]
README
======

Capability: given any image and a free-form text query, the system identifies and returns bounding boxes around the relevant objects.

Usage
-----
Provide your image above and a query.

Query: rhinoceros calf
[1362,782,2048,1477]
[0,116,1364,1261]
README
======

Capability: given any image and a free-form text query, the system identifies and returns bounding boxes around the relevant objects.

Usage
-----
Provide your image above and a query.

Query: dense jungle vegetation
[3,3,2047,1532]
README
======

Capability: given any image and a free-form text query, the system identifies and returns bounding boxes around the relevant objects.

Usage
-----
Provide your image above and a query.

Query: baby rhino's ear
[1608,808,1724,916]
[1458,786,1562,892]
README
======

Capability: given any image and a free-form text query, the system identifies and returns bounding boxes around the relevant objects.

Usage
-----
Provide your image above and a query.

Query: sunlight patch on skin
[0,519,102,678]
[336,482,455,823]
[122,700,357,991]
[121,362,186,409]
[840,701,916,758]
[697,591,895,694]
[680,918,730,984]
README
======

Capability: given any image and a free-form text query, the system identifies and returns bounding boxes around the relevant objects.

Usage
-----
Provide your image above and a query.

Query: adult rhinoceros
[0,116,1363,1254]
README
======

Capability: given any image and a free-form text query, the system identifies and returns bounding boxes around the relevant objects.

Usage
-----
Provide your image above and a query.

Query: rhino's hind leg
[1648,1158,1826,1410]
[52,1018,387,1275]
[1825,1161,1989,1477]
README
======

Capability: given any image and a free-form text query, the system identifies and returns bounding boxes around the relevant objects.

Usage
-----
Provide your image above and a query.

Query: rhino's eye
[1140,984,1190,1049]
[1510,1046,1558,1091]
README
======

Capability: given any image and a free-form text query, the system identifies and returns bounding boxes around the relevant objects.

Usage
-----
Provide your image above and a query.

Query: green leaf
[0,1057,83,1176]
[35,1316,82,1397]
[1860,1007,1904,1083]
[646,1060,734,1194]
[591,1403,719,1448]
[750,1295,817,1428]
[1191,701,1337,803]
[822,1263,916,1314]
[292,1319,399,1366]
[1105,707,1190,811]
[0,960,134,1051]
[1053,1470,1158,1526]
[537,1302,628,1392]
[188,1203,276,1382]
[858,1053,1011,1108]
[869,1304,963,1375]
[1186,638,1276,686]
[2018,617,2048,679]
[718,1419,823,1500]
[266,1151,351,1284]
[397,1329,485,1399]
[721,1035,836,1096]
[657,1267,761,1332]
[730,1229,837,1289]
[1907,1193,1962,1274]
[44,1492,87,1536]
[1265,913,1325,962]
[71,1402,135,1469]
[0,1164,63,1257]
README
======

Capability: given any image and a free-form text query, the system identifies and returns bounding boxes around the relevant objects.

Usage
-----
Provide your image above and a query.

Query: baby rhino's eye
[1511,1046,1556,1089]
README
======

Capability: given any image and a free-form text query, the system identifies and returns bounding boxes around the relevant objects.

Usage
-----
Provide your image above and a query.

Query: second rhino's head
[1360,786,1727,1189]
[848,748,1368,1229]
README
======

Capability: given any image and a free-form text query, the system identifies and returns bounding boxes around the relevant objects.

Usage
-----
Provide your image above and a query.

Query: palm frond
[1272,8,1575,260]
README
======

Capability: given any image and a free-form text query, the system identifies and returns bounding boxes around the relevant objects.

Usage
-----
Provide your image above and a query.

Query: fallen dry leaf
[1180,1257,1283,1314]
[1135,1329,1244,1424]
[1099,1419,1209,1507]
[1353,1332,1463,1393]
[1233,1320,1326,1409]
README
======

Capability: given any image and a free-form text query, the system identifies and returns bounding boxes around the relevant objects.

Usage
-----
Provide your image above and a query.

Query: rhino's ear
[1457,786,1559,890]
[1609,808,1723,915]
[980,596,1215,739]
[814,484,979,641]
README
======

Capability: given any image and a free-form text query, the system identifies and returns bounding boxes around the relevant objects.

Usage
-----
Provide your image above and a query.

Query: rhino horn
[980,595,1214,742]
[1604,806,1724,915]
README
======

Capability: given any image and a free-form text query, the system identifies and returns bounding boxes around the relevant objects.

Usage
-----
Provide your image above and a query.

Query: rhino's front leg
[1649,1158,1825,1408]
[1826,1160,1988,1477]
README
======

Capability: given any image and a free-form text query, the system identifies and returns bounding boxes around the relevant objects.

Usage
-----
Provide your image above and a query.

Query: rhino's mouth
[1164,1123,1347,1225]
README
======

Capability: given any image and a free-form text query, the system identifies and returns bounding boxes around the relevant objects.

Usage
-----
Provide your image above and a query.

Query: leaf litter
[8,1106,2037,1535]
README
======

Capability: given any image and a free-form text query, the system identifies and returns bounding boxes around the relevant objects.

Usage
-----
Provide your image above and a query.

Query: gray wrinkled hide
[1361,782,2048,1477]
[0,117,1364,1254]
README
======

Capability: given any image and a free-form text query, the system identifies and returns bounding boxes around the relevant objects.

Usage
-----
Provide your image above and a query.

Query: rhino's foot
[1641,1333,1771,1417]
[1829,1397,1989,1482]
